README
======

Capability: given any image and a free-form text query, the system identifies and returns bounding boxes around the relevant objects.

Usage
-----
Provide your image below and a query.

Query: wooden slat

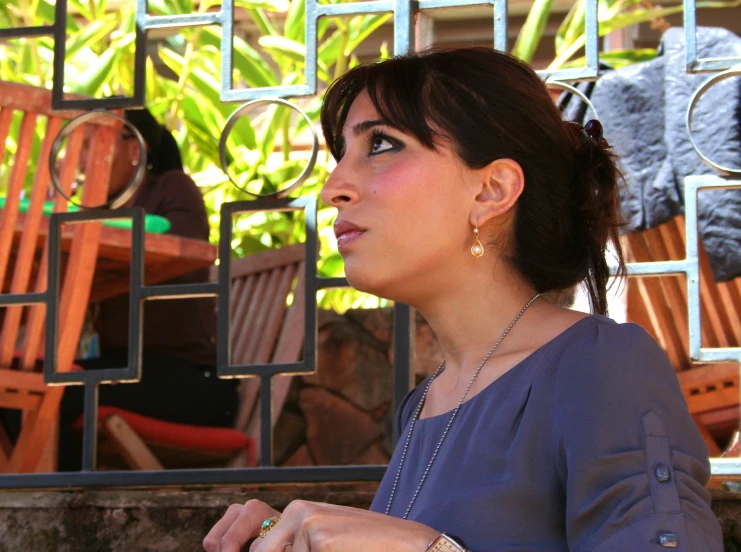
[233,271,270,365]
[229,276,254,356]
[678,362,740,389]
[229,244,305,279]
[0,107,13,162]
[679,361,740,416]
[0,116,63,367]
[0,111,37,287]
[716,279,741,344]
[630,231,690,369]
[246,266,307,443]
[698,243,735,347]
[9,125,115,473]
[242,268,286,364]
[103,414,163,471]
[253,264,297,364]
[0,80,120,122]
[0,390,42,410]
[0,368,47,393]
[692,415,722,457]
[633,275,684,368]
[648,226,690,344]
[672,217,721,348]
[20,124,85,370]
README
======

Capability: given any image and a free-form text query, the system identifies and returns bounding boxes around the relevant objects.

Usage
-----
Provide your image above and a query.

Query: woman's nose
[320,162,359,208]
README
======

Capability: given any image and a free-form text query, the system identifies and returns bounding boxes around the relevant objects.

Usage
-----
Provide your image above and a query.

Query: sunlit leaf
[69,48,119,95]
[512,0,552,62]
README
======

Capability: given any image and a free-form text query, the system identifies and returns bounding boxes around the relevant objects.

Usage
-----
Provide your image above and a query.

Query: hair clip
[581,119,603,145]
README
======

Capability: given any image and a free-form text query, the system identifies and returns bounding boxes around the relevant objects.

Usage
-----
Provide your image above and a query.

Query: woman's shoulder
[548,314,671,380]
[154,169,199,190]
[549,315,702,451]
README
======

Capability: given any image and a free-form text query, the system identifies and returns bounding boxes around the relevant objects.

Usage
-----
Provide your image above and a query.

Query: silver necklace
[385,293,541,519]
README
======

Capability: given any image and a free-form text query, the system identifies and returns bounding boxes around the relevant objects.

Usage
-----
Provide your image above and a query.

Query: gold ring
[258,515,281,538]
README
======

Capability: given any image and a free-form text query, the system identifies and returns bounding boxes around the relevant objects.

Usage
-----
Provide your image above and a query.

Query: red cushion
[72,406,254,460]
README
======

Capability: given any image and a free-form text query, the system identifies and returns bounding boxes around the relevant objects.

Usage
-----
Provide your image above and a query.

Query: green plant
[512,0,740,68]
[0,0,391,311]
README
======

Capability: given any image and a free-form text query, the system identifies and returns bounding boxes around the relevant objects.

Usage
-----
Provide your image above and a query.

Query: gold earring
[471,221,484,258]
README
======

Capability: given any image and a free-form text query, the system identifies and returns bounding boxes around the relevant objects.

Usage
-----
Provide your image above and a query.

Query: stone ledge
[0,483,378,552]
[1,482,739,551]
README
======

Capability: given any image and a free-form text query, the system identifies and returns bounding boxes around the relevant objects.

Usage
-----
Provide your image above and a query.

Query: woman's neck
[414,265,541,380]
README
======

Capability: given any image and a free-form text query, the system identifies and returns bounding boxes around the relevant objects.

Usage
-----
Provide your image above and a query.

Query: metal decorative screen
[0,0,739,488]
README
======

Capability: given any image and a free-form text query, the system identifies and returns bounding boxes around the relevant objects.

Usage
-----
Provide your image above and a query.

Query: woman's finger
[219,501,279,552]
[203,504,243,552]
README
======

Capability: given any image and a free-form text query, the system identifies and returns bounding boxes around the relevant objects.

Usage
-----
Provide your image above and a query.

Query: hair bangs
[320,56,441,161]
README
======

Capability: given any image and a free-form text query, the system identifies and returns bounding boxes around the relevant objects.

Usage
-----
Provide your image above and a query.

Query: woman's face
[320,91,479,303]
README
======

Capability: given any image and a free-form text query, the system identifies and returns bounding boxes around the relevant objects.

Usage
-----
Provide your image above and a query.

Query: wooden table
[11,214,218,303]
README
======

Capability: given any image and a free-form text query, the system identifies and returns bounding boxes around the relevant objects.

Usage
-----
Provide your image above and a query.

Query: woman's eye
[369,136,395,155]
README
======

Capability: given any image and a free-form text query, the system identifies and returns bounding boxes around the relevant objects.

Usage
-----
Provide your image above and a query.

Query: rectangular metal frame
[683,0,741,73]
[2,0,741,487]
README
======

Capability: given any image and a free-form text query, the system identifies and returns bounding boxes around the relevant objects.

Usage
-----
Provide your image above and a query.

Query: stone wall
[275,308,443,468]
[0,486,738,550]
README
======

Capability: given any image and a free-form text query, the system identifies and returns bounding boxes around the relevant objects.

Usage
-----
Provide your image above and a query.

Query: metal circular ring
[686,65,741,175]
[49,109,147,210]
[546,80,601,122]
[219,98,319,199]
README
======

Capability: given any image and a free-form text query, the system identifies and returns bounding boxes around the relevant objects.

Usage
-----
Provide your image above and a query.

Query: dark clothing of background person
[57,169,238,472]
[96,170,217,366]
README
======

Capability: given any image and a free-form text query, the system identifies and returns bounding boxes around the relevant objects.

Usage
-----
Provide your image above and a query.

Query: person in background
[58,108,238,471]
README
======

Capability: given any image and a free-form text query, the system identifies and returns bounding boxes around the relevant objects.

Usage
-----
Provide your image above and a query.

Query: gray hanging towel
[572,27,741,281]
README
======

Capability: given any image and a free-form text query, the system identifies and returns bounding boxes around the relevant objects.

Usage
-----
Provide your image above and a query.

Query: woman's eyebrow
[351,119,387,136]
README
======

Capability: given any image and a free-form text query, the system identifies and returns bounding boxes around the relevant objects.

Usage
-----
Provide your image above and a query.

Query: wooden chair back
[211,244,306,448]
[624,214,741,454]
[0,80,117,472]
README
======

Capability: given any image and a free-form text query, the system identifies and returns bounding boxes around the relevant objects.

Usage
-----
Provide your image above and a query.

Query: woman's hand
[203,499,280,552]
[204,499,441,552]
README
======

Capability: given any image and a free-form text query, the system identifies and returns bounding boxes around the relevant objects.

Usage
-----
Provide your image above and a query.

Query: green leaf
[345,14,391,56]
[69,48,119,95]
[246,8,279,37]
[65,15,119,59]
[284,0,305,42]
[561,48,658,69]
[236,0,290,11]
[512,0,553,62]
[259,36,331,81]
[200,27,277,88]
[68,0,93,21]
[603,1,740,36]
[555,0,585,55]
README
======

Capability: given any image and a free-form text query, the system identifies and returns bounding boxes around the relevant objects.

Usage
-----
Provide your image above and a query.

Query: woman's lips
[336,230,365,251]
[334,220,367,252]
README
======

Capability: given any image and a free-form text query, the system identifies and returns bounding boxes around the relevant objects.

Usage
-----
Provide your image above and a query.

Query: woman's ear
[470,158,524,227]
[127,137,144,166]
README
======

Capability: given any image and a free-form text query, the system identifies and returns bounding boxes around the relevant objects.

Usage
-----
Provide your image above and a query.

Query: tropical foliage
[1,0,738,311]
[0,0,390,310]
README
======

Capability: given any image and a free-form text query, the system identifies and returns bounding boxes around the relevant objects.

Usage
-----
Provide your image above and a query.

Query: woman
[204,48,723,551]
[58,108,239,471]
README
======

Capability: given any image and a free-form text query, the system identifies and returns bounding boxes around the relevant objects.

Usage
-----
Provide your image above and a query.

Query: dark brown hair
[320,47,625,315]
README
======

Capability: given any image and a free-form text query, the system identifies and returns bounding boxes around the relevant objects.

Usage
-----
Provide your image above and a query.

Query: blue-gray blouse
[370,315,723,551]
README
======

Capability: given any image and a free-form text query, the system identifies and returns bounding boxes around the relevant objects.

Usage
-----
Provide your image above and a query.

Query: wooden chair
[624,214,741,456]
[0,80,117,472]
[81,243,307,470]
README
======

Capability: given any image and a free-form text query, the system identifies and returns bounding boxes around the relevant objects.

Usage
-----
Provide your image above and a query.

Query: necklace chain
[385,293,541,519]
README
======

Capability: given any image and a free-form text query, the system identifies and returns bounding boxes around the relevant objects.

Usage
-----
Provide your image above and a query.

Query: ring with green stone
[258,515,281,538]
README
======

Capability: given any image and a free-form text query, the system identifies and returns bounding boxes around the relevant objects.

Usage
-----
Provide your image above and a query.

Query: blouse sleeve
[552,322,723,552]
